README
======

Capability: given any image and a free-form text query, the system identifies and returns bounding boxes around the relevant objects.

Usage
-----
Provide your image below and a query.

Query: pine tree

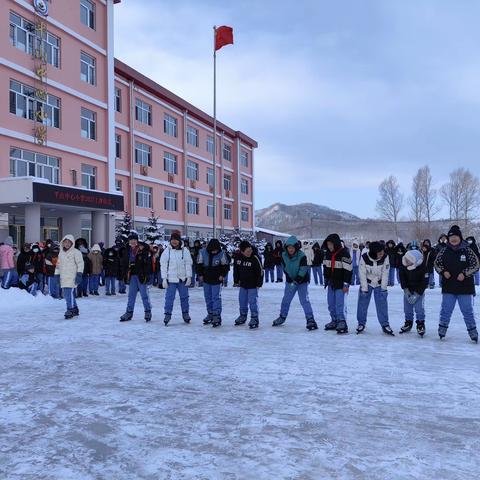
[144,210,163,244]
[116,211,132,244]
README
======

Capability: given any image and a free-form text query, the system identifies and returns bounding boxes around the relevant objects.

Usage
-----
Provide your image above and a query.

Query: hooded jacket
[281,236,310,284]
[103,247,120,277]
[0,237,15,270]
[421,240,436,274]
[394,243,407,269]
[323,234,353,289]
[87,244,104,275]
[55,235,84,288]
[160,240,193,283]
[196,239,229,285]
[262,243,275,269]
[312,242,324,267]
[359,251,390,292]
[399,251,427,295]
[272,240,284,266]
[233,252,264,289]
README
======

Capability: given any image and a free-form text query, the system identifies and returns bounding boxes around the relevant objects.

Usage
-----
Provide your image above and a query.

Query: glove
[184,277,192,287]
[404,289,419,305]
[162,279,168,289]
[75,273,83,286]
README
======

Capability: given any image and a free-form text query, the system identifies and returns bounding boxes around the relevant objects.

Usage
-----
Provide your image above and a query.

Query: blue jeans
[223,272,229,287]
[35,273,45,293]
[126,275,151,312]
[350,266,360,285]
[239,287,258,316]
[89,274,100,293]
[264,268,274,283]
[327,285,346,322]
[63,287,78,310]
[357,286,389,327]
[118,279,126,293]
[404,293,425,321]
[105,276,116,294]
[164,281,189,314]
[275,265,283,281]
[428,272,435,288]
[439,294,476,330]
[203,283,222,315]
[1,268,18,289]
[77,274,89,295]
[475,271,480,286]
[312,266,323,285]
[28,282,39,296]
[47,275,60,298]
[280,282,314,319]
[388,267,396,286]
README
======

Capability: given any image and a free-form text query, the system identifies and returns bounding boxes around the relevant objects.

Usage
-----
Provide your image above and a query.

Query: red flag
[215,26,234,51]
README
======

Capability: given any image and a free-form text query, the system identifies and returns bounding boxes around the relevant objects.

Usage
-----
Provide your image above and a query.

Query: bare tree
[376,175,404,238]
[415,166,440,237]
[460,170,480,227]
[409,169,425,239]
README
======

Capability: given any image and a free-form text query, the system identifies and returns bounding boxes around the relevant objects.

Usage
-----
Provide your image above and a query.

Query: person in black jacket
[16,243,32,277]
[421,239,436,289]
[76,245,91,297]
[103,246,120,295]
[233,240,263,329]
[434,225,479,342]
[394,242,407,283]
[311,242,324,285]
[465,236,480,286]
[399,250,428,336]
[262,242,275,283]
[323,233,352,334]
[272,240,284,282]
[114,238,128,294]
[18,263,39,296]
[120,234,152,322]
[385,240,396,286]
[44,244,60,298]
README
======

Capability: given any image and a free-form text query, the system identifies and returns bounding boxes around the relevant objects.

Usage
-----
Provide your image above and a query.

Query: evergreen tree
[144,210,163,244]
[116,211,132,244]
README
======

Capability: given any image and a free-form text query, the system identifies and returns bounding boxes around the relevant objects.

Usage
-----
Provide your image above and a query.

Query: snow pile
[0,287,58,314]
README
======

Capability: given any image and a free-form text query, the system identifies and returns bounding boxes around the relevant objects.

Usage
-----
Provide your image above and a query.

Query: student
[323,233,352,334]
[421,239,436,289]
[119,233,153,323]
[465,236,480,286]
[196,238,229,327]
[385,240,396,286]
[233,240,263,329]
[434,234,448,287]
[222,245,232,287]
[160,231,193,326]
[191,239,203,287]
[434,225,479,343]
[272,236,318,330]
[55,235,84,319]
[16,243,32,278]
[350,240,361,286]
[272,240,284,282]
[88,244,103,295]
[262,242,275,283]
[311,242,324,286]
[394,242,407,283]
[0,236,17,289]
[302,240,314,282]
[356,241,394,335]
[77,245,91,297]
[399,249,427,336]
[18,263,39,296]
[113,238,127,294]
[44,244,60,298]
[30,243,45,293]
[103,245,120,295]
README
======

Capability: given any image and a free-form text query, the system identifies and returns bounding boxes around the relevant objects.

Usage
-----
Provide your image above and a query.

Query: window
[224,174,232,191]
[10,147,60,184]
[115,179,122,192]
[81,164,96,190]
[224,203,232,220]
[241,178,249,195]
[9,12,60,68]
[136,185,152,208]
[206,167,215,187]
[115,134,121,158]
[135,99,152,125]
[241,206,249,222]
[187,160,199,181]
[115,87,121,112]
[80,0,95,29]
[223,143,231,161]
[241,151,249,167]
[187,126,199,147]
[163,151,177,175]
[10,80,60,128]
[164,191,178,212]
[81,107,96,140]
[135,142,152,167]
[207,199,214,218]
[80,52,96,85]
[206,135,214,154]
[187,196,199,215]
[164,113,177,137]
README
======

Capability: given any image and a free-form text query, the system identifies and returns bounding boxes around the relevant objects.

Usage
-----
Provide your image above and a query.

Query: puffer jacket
[0,243,15,270]
[282,236,309,284]
[55,234,84,288]
[196,239,229,285]
[323,233,353,289]
[103,247,120,277]
[88,244,104,275]
[359,252,390,292]
[263,243,275,269]
[161,244,193,282]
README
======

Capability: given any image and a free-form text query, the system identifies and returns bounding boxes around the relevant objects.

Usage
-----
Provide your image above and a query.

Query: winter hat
[407,240,420,251]
[128,232,139,241]
[368,241,384,259]
[351,238,359,248]
[4,236,13,246]
[91,244,101,252]
[239,240,252,252]
[448,225,463,240]
[402,250,423,270]
[324,233,342,250]
[285,236,300,248]
[170,230,182,242]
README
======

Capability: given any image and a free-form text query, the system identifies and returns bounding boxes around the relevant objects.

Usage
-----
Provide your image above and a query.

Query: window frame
[187,125,199,147]
[163,151,178,175]
[136,184,152,209]
[9,146,60,184]
[81,163,97,190]
[186,160,199,181]
[80,51,96,86]
[187,195,200,215]
[134,141,152,167]
[164,113,178,137]
[135,98,152,126]
[80,0,96,30]
[164,191,178,212]
[81,106,97,140]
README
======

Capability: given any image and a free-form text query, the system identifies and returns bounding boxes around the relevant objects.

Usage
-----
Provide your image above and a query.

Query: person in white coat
[356,241,394,335]
[160,231,193,326]
[55,234,84,319]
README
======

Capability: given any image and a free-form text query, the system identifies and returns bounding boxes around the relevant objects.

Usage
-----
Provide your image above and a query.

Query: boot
[72,306,79,317]
[249,316,259,329]
[120,311,133,322]
[438,324,448,339]
[306,318,318,331]
[211,315,222,328]
[64,309,75,319]
[164,313,171,326]
[336,320,348,334]
[234,314,247,326]
[399,320,413,334]
[324,320,337,331]
[468,327,478,343]
[356,324,365,334]
[203,313,213,325]
[144,311,152,322]
[272,315,286,327]
[382,325,395,336]
[182,312,191,324]
[416,320,425,337]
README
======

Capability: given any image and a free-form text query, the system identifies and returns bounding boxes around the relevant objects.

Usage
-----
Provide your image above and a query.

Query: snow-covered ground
[1,283,479,480]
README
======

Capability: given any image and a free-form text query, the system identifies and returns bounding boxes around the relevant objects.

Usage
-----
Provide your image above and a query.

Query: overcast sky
[114,0,480,218]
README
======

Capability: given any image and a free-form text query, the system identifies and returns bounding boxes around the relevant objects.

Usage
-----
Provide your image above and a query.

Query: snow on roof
[255,227,291,237]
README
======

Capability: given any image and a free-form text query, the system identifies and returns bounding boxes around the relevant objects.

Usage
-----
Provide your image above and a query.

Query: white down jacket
[55,234,84,288]
[359,252,390,292]
[160,246,193,283]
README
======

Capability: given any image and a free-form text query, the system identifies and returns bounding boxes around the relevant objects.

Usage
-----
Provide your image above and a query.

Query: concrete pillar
[92,211,107,245]
[62,211,82,240]
[25,204,41,243]
[106,212,116,246]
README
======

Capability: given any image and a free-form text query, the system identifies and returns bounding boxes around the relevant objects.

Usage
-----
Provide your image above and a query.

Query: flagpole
[212,25,217,238]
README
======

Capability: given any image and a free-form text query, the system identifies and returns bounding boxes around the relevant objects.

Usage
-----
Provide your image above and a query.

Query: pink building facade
[0,0,257,246]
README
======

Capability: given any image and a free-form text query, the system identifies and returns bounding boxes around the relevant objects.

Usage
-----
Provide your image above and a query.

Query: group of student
[0,224,478,342]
